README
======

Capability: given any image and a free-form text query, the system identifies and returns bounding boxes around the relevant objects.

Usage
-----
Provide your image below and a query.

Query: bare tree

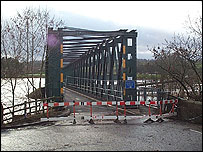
[1,7,64,119]
[150,16,202,101]
[9,7,64,99]
[1,19,24,117]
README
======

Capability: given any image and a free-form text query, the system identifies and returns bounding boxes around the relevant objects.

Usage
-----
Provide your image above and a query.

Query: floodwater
[1,78,45,106]
[1,78,45,121]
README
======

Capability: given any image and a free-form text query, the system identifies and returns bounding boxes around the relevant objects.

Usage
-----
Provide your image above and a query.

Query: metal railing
[65,76,124,101]
[65,76,176,102]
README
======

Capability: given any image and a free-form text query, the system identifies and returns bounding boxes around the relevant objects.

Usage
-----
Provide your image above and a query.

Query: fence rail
[1,97,61,124]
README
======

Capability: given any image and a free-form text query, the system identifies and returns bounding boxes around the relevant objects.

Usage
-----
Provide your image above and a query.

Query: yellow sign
[123,73,126,80]
[123,59,126,68]
[61,59,63,68]
[123,45,126,54]
[60,73,63,82]
[61,87,63,94]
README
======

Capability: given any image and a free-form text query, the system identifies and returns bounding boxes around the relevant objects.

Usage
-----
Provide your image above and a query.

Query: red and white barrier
[41,99,178,124]
[41,99,178,107]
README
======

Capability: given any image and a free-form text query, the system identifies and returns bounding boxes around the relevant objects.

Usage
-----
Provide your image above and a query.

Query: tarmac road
[1,88,202,151]
[1,115,202,151]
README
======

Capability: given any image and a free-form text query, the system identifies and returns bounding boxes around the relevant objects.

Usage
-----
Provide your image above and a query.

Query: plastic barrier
[41,99,178,124]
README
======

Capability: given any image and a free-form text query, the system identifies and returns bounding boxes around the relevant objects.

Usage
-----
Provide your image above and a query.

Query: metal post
[144,88,147,101]
[124,102,127,124]
[160,103,162,116]
[89,102,94,124]
[114,101,121,123]
[144,100,154,123]
[156,101,164,122]
[73,101,76,124]
[171,103,175,114]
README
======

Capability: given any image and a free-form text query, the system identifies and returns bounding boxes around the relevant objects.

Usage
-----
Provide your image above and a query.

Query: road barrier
[40,99,178,124]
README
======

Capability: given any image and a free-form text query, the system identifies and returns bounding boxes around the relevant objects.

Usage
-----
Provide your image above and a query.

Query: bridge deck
[63,87,148,117]
[64,87,97,102]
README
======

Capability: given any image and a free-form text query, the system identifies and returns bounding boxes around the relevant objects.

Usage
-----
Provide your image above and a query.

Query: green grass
[21,73,45,78]
[137,73,161,80]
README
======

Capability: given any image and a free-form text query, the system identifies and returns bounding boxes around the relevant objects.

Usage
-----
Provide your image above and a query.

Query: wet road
[1,116,202,151]
[1,88,202,151]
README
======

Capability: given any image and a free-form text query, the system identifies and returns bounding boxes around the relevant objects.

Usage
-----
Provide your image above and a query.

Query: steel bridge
[45,27,138,102]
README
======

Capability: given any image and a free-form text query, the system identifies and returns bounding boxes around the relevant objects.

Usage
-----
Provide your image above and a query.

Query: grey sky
[1,1,202,59]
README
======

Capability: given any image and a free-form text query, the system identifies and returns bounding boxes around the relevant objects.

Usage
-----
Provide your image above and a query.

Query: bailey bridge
[45,27,138,102]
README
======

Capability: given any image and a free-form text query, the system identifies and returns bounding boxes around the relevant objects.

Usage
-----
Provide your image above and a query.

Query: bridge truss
[45,27,138,102]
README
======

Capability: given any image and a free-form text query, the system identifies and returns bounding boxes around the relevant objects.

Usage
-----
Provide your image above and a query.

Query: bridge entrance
[43,27,178,124]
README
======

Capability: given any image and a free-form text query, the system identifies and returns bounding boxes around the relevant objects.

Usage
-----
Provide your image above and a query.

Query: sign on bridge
[125,80,135,89]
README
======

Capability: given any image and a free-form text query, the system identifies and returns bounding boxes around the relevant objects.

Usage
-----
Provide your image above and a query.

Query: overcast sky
[1,1,202,59]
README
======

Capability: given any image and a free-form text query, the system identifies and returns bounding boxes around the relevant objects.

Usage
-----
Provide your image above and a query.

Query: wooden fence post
[1,103,3,126]
[29,100,31,115]
[35,99,37,114]
[24,100,27,118]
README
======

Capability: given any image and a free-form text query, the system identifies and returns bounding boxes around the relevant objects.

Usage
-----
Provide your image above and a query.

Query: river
[1,78,45,108]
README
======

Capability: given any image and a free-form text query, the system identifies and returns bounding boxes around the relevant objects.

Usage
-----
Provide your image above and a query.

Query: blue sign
[125,80,135,89]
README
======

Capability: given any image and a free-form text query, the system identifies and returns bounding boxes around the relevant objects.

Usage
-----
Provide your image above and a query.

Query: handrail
[2,98,50,124]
